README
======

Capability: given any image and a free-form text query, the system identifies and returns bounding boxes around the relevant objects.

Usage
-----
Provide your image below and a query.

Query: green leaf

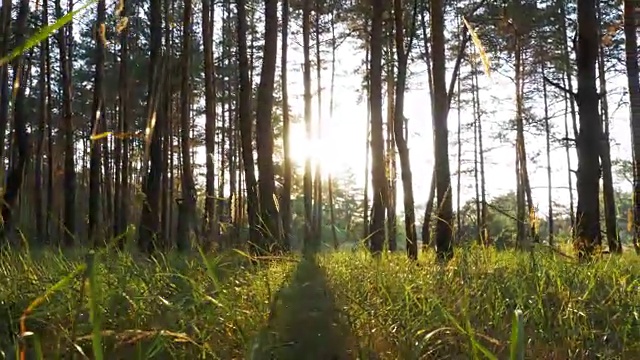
[0,0,98,67]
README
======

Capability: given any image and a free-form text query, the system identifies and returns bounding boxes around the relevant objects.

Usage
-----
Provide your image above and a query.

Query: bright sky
[282,34,633,219]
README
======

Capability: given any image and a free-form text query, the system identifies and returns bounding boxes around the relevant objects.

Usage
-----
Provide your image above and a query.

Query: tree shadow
[251,253,356,360]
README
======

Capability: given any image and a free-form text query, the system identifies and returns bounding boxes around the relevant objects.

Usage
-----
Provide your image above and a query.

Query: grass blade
[509,309,525,360]
[0,0,98,66]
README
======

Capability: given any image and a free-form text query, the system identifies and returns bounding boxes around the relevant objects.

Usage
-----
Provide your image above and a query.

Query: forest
[2,0,640,357]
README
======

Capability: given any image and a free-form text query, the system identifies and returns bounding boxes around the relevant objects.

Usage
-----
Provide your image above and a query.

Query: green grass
[1,246,640,359]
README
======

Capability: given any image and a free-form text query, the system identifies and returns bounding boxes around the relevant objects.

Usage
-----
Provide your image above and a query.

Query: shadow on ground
[250,254,356,360]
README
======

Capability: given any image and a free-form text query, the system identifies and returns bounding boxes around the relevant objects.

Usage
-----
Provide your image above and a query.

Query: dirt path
[250,255,356,360]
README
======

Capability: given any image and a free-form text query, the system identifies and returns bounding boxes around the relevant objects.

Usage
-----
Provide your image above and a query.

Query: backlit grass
[1,245,639,359]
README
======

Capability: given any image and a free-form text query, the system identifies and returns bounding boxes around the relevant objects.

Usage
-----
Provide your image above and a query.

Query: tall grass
[1,245,638,359]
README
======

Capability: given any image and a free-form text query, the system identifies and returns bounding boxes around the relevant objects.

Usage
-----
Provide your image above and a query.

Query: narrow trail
[250,255,356,360]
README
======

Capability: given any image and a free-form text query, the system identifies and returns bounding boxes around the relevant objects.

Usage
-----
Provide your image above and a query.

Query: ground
[1,246,640,359]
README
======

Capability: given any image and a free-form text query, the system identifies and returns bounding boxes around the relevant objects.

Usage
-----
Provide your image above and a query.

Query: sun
[287,105,368,183]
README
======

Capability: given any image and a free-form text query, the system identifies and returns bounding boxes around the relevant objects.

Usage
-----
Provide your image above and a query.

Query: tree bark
[369,0,388,255]
[430,0,453,260]
[393,0,418,259]
[313,7,324,242]
[302,0,314,251]
[138,0,164,253]
[255,0,282,250]
[597,1,620,253]
[281,0,292,251]
[1,0,29,243]
[203,0,217,246]
[237,0,261,252]
[54,0,76,247]
[575,0,602,257]
[542,62,554,246]
[623,0,640,254]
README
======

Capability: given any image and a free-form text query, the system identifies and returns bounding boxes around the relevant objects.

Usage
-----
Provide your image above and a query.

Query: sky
[281,30,633,219]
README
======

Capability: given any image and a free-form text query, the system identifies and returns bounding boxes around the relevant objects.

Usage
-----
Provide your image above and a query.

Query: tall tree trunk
[35,0,50,243]
[472,47,489,245]
[55,0,76,247]
[574,0,602,257]
[623,0,640,254]
[597,2,620,253]
[386,41,396,251]
[178,0,197,251]
[542,62,554,246]
[237,0,260,251]
[328,10,338,249]
[88,0,106,245]
[203,0,217,245]
[313,8,324,242]
[0,0,10,177]
[115,0,130,247]
[45,2,54,241]
[514,29,526,248]
[472,67,481,243]
[456,68,462,243]
[363,31,371,242]
[430,0,453,260]
[302,0,314,251]
[369,0,387,255]
[255,0,281,250]
[393,0,418,259]
[138,0,163,254]
[281,0,292,251]
[560,0,577,236]
[0,0,30,243]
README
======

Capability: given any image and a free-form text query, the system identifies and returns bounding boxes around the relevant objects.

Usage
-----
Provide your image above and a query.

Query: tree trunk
[237,0,261,252]
[35,0,50,243]
[302,0,314,251]
[115,0,130,248]
[386,43,396,252]
[138,0,164,254]
[328,9,339,250]
[623,0,640,254]
[575,0,602,257]
[255,0,282,251]
[368,0,388,255]
[363,29,371,242]
[393,0,418,259]
[597,2,620,253]
[430,0,453,260]
[203,0,217,245]
[281,0,292,251]
[542,62,554,246]
[177,0,197,250]
[472,68,481,243]
[0,0,10,178]
[560,0,577,236]
[313,8,324,242]
[88,0,106,246]
[472,47,489,246]
[422,167,436,248]
[55,0,76,247]
[0,0,30,243]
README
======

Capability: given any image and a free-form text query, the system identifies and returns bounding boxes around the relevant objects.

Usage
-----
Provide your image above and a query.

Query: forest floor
[1,245,640,359]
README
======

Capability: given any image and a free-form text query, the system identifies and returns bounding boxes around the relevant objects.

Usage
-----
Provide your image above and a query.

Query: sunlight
[287,100,369,184]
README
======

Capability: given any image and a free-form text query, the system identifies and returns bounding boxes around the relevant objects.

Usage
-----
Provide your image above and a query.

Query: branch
[543,75,577,100]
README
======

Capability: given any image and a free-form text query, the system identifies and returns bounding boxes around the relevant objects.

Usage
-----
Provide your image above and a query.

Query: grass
[1,245,639,359]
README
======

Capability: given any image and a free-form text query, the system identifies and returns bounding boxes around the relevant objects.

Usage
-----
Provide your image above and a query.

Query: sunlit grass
[1,245,639,359]
[321,246,640,358]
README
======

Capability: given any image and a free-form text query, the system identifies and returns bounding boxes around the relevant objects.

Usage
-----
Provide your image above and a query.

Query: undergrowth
[1,245,639,359]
